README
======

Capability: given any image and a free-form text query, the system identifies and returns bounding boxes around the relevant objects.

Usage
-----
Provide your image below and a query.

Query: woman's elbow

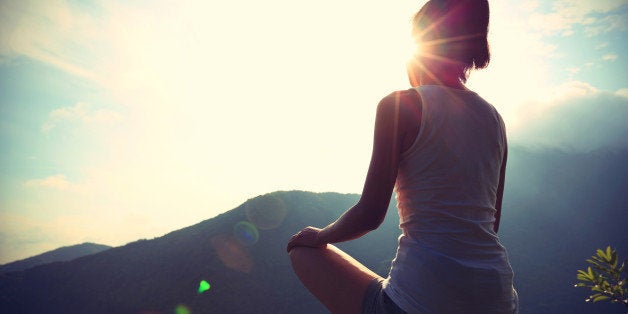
[361,211,386,232]
[352,200,388,232]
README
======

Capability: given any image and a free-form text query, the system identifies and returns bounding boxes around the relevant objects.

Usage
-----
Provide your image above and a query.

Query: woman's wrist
[317,225,332,244]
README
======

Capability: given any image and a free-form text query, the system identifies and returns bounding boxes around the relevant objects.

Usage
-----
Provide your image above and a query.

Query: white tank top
[382,85,516,313]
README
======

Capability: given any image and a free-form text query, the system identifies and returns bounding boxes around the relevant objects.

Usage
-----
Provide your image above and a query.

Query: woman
[286,1,518,313]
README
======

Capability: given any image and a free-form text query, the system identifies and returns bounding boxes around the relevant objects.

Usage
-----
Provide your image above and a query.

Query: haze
[1,0,627,264]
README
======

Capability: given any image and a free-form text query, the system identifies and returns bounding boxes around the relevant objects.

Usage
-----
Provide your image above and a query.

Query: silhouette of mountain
[500,146,627,314]
[0,147,626,313]
[0,243,112,274]
[0,191,399,314]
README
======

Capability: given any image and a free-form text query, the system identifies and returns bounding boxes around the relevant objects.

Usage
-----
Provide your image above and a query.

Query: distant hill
[0,243,112,274]
[500,146,627,314]
[0,191,399,314]
[0,147,626,314]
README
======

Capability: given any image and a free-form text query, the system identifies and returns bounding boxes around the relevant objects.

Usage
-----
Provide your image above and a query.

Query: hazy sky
[1,0,627,264]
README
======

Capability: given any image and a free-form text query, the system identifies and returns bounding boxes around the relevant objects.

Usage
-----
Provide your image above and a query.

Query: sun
[400,36,423,66]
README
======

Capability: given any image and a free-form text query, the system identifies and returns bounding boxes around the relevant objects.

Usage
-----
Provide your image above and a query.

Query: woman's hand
[286,226,327,253]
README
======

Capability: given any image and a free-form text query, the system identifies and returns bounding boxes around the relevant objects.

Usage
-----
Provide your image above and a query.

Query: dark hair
[412,0,490,82]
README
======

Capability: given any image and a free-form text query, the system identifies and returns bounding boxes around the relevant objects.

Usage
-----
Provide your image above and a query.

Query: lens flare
[174,304,191,314]
[233,221,259,246]
[198,280,211,294]
[245,194,288,230]
[210,234,254,273]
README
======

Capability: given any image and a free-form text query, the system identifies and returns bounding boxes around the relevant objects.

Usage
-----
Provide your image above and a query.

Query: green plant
[575,246,627,307]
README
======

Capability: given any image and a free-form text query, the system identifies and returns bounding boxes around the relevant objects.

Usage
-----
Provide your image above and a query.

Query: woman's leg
[289,244,383,314]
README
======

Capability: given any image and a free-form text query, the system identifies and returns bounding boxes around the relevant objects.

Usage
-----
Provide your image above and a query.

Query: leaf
[578,269,589,276]
[591,265,607,274]
[578,247,627,305]
[606,246,612,260]
[586,259,602,268]
[577,274,590,281]
[590,256,602,264]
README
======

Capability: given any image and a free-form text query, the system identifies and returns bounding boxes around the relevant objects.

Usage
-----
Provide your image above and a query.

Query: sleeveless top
[382,85,517,313]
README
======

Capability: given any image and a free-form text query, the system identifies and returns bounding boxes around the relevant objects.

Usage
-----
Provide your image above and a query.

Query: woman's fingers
[287,227,325,253]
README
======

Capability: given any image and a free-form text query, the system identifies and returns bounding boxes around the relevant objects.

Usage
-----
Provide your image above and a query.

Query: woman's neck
[406,59,468,90]
[418,60,467,90]
[419,74,466,90]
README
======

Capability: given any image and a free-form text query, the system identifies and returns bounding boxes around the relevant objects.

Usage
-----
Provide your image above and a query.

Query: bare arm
[316,95,403,243]
[286,91,421,252]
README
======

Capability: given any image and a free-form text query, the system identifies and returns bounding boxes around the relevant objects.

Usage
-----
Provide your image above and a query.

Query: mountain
[0,243,112,274]
[0,191,400,314]
[500,146,627,314]
[0,146,626,313]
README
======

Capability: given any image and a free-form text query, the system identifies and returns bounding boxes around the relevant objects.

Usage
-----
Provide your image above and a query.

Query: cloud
[24,175,82,191]
[584,11,628,36]
[467,1,562,123]
[595,42,609,50]
[617,88,628,98]
[527,0,628,37]
[1,0,417,265]
[0,0,100,79]
[509,81,628,151]
[42,102,123,132]
[601,53,619,62]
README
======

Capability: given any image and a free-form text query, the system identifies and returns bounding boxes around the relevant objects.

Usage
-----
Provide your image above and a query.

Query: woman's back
[288,1,518,313]
[383,85,516,313]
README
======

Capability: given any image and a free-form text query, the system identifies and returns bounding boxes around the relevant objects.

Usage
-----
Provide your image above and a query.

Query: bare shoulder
[377,90,421,119]
[377,90,421,126]
[376,90,422,151]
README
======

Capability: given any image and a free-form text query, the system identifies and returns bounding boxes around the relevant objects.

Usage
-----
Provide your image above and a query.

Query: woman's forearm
[317,201,385,244]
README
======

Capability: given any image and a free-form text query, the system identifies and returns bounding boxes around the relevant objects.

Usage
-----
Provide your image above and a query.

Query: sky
[1,0,627,264]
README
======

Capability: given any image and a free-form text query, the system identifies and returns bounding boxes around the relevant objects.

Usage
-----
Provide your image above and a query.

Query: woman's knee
[288,246,319,269]
[288,246,302,266]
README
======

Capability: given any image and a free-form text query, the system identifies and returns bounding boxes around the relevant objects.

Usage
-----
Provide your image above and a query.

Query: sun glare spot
[394,36,422,66]
[210,234,254,273]
[198,280,211,294]
[244,194,288,230]
[174,304,191,314]
[233,221,259,246]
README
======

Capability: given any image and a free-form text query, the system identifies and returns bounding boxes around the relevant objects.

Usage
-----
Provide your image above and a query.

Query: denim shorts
[362,278,406,314]
[362,278,519,314]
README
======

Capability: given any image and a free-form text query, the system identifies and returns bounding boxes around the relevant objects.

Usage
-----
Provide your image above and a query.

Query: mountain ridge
[0,191,391,314]
[0,242,112,274]
[0,147,626,313]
